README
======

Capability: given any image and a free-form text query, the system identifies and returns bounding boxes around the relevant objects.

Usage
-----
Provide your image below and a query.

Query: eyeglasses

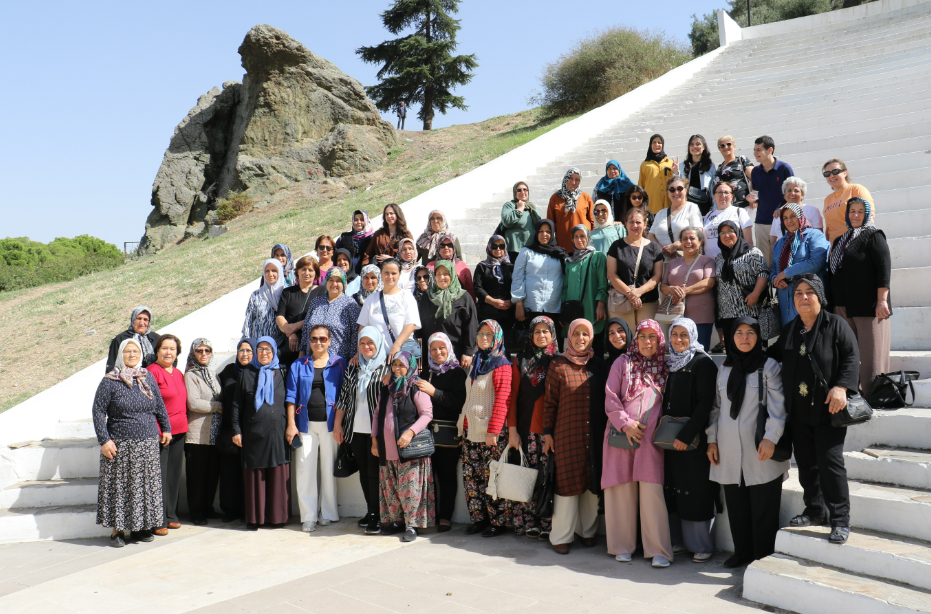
[668,186,685,193]
[822,168,845,177]
[122,349,141,355]
[719,229,738,237]
[515,188,529,193]
[309,336,330,343]
[317,246,333,252]
[429,216,444,222]
[714,189,733,196]
[629,194,644,201]
[718,143,734,149]
[194,349,212,355]
[477,332,496,339]
[237,349,253,355]
[491,243,506,250]
[256,348,274,355]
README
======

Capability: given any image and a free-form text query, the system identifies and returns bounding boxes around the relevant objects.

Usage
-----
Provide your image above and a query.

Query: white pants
[294,421,339,523]
[755,223,773,267]
[550,490,599,546]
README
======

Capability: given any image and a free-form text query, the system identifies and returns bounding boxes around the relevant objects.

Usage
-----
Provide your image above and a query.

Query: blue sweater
[285,354,347,433]
[770,228,829,324]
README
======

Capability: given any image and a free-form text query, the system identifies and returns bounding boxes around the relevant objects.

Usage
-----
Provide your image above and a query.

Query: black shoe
[481,525,506,538]
[269,523,285,529]
[206,509,223,519]
[437,523,452,533]
[723,554,748,569]
[192,518,208,526]
[131,530,154,543]
[221,513,239,523]
[465,521,490,535]
[110,533,126,548]
[710,343,725,354]
[381,521,404,535]
[358,513,374,528]
[246,523,259,531]
[789,514,826,528]
[829,527,850,544]
[365,519,382,535]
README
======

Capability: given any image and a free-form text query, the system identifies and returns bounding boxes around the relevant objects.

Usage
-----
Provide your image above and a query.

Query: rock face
[140,24,396,254]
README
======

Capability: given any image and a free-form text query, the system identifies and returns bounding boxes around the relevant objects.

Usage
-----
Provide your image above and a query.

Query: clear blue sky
[0,0,723,248]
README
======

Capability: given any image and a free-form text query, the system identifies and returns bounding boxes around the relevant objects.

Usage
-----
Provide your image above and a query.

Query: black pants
[792,421,850,527]
[723,474,782,562]
[432,445,461,522]
[218,449,243,520]
[350,433,379,518]
[185,444,221,521]
[159,432,186,526]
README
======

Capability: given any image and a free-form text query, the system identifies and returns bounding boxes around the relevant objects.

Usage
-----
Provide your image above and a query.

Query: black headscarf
[723,317,768,419]
[645,134,667,163]
[234,337,257,377]
[788,275,828,355]
[605,317,632,366]
[526,218,567,262]
[335,248,358,282]
[717,220,752,283]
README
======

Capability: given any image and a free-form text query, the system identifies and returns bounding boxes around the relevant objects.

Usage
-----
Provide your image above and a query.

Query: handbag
[379,291,421,359]
[608,396,649,449]
[431,419,461,448]
[754,368,793,462]
[486,444,539,503]
[807,347,873,428]
[757,287,782,340]
[532,451,555,518]
[395,410,435,460]
[333,441,358,478]
[607,240,646,316]
[653,416,700,451]
[866,370,918,409]
[655,256,701,323]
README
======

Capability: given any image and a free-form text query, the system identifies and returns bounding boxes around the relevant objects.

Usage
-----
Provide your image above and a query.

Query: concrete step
[783,471,931,542]
[776,526,931,592]
[744,553,931,614]
[0,504,107,544]
[892,268,931,309]
[845,407,931,453]
[891,307,931,352]
[890,351,931,379]
[889,236,931,270]
[845,447,931,491]
[0,477,98,510]
[2,438,99,484]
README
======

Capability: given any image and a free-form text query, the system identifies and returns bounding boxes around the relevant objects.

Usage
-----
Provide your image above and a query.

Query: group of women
[90,135,886,570]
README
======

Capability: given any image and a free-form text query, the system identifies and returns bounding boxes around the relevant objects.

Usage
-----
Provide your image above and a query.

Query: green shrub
[0,254,124,292]
[531,26,692,117]
[0,234,124,292]
[216,191,256,223]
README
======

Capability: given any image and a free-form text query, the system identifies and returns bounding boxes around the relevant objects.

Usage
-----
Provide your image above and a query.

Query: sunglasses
[491,243,506,250]
[790,273,818,282]
[194,349,212,355]
[718,143,734,149]
[317,245,333,252]
[822,168,845,177]
[440,243,454,249]
[416,274,430,281]
[629,194,644,200]
[309,336,330,343]
[668,186,685,193]
[515,188,529,193]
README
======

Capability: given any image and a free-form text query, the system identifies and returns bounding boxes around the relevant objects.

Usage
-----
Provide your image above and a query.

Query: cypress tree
[357,0,478,130]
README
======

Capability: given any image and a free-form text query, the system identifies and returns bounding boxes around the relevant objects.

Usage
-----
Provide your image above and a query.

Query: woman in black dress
[662,317,718,562]
[231,335,291,529]
[417,259,478,369]
[474,235,516,347]
[216,338,254,522]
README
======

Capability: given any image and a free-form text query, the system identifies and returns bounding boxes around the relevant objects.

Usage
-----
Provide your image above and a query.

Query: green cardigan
[560,250,609,334]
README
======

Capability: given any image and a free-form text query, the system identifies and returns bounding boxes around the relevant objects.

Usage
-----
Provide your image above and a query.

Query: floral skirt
[513,433,552,534]
[96,438,163,532]
[461,429,514,527]
[379,458,435,529]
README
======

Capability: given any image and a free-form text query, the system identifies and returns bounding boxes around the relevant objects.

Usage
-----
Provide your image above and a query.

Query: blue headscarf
[358,326,388,392]
[595,160,634,200]
[251,336,280,410]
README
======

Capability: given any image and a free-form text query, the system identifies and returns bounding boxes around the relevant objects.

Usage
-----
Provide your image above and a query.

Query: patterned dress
[512,432,552,534]
[714,248,769,320]
[242,290,286,349]
[300,293,361,362]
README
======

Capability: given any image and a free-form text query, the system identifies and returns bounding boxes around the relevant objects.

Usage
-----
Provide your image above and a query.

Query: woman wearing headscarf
[93,338,171,547]
[371,351,435,542]
[605,318,632,370]
[416,332,468,532]
[361,203,414,267]
[677,135,716,216]
[411,264,432,302]
[286,323,347,533]
[770,203,829,325]
[216,338,254,523]
[714,220,769,354]
[357,259,422,361]
[639,134,676,215]
[300,268,361,363]
[335,248,361,296]
[602,320,672,566]
[416,209,463,264]
[769,276,859,546]
[827,197,891,393]
[106,306,159,372]
[561,225,609,356]
[461,319,514,537]
[270,244,296,287]
[662,318,718,562]
[277,256,324,367]
[511,219,566,342]
[427,233,475,300]
[243,259,288,352]
[474,236,516,345]
[353,264,384,308]
[501,181,541,261]
[547,167,594,255]
[591,199,626,254]
[231,336,291,529]
[417,259,478,368]
[148,334,187,535]
[183,338,223,526]
[334,327,392,534]
[508,316,557,540]
[592,160,634,218]
[395,237,420,291]
[707,317,789,566]
[335,210,374,274]
[543,319,606,555]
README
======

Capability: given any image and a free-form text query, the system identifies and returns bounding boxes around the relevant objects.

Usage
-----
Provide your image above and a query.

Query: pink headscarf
[563,319,595,366]
[622,319,668,401]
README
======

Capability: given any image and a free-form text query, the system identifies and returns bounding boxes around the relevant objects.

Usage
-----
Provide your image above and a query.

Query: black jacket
[106,330,160,372]
[231,366,290,469]
[828,230,892,318]
[335,231,371,275]
[417,292,478,360]
[473,261,515,324]
[426,367,467,422]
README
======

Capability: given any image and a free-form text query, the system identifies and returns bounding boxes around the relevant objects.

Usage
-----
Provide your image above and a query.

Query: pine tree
[357,0,478,131]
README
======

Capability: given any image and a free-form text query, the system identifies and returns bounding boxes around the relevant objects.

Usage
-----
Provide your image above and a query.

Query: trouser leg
[350,433,379,517]
[550,494,580,546]
[184,444,210,520]
[604,483,639,556]
[638,482,673,560]
[723,483,754,562]
[791,420,825,521]
[576,490,599,539]
[312,421,339,521]
[431,446,461,522]
[813,424,850,528]
[160,433,185,526]
[218,450,243,519]
[748,475,783,560]
[294,426,321,523]
[754,224,773,267]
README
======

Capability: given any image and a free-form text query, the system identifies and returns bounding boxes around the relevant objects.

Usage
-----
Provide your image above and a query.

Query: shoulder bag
[607,240,646,316]
[532,451,555,518]
[807,348,873,427]
[395,411,435,460]
[754,367,793,462]
[379,291,421,359]
[655,256,701,324]
[333,441,359,477]
[608,395,649,449]
[866,370,918,409]
[486,444,539,503]
[653,366,700,451]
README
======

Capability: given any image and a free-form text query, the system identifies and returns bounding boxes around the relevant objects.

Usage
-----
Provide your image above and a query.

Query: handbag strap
[378,291,397,345]
[666,208,675,245]
[880,371,916,406]
[758,367,766,410]
[629,240,647,290]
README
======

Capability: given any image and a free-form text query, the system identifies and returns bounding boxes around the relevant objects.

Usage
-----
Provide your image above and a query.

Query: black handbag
[755,368,793,462]
[609,397,649,449]
[430,419,461,448]
[866,370,918,409]
[653,416,699,451]
[532,451,555,518]
[395,413,435,460]
[333,442,358,478]
[807,349,873,428]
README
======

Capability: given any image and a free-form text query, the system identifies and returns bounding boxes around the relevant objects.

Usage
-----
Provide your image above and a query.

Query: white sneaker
[302,521,316,532]
[318,518,332,527]
[692,552,713,563]
[615,553,632,562]
[652,556,671,568]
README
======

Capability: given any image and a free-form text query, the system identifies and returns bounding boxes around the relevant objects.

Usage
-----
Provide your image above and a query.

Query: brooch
[799,343,807,357]
[799,382,809,397]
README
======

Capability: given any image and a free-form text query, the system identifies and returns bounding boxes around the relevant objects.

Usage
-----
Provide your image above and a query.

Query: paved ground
[0,520,778,614]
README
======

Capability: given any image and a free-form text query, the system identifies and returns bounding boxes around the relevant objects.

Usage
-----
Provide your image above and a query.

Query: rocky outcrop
[140,24,396,254]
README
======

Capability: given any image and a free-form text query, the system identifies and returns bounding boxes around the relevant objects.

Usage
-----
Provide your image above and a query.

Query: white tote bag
[486,444,539,503]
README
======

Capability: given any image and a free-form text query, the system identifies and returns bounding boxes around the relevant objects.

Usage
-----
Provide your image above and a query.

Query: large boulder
[140,24,395,254]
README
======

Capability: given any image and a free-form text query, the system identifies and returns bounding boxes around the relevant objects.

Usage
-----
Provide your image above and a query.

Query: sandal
[525,528,542,539]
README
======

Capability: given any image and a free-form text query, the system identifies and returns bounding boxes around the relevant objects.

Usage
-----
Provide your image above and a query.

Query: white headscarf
[259,259,285,310]
[592,199,616,230]
[666,317,710,372]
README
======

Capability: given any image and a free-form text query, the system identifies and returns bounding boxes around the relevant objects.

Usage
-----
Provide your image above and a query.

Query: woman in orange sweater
[548,168,594,255]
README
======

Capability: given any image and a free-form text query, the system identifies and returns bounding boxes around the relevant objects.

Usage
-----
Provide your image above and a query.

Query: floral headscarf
[482,235,510,283]
[565,224,595,264]
[776,202,812,273]
[518,315,558,389]
[471,319,511,381]
[557,167,583,213]
[397,237,418,270]
[427,260,466,319]
[389,351,420,400]
[435,232,460,264]
[106,338,154,400]
[622,319,668,401]
[324,266,347,293]
[426,332,461,375]
[665,317,709,373]
[185,337,221,395]
[415,209,450,261]
[829,196,876,274]
[271,244,295,286]
[351,209,374,250]
[357,264,384,304]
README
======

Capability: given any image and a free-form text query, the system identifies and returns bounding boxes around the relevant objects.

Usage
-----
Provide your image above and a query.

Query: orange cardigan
[547,192,594,254]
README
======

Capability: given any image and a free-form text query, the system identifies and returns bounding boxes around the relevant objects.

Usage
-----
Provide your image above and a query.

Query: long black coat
[231,366,290,469]
[474,261,516,327]
[426,367,467,422]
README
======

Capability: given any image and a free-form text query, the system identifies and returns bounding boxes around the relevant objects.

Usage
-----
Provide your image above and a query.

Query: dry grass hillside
[0,109,576,412]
